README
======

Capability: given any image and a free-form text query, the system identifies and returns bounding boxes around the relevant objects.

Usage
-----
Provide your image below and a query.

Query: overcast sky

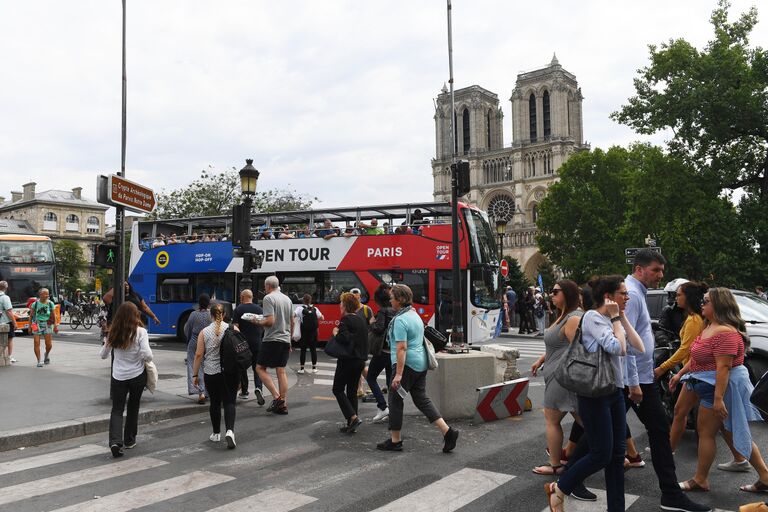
[0,1,765,222]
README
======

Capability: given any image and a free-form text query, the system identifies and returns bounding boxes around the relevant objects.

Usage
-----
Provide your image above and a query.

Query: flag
[537,274,544,290]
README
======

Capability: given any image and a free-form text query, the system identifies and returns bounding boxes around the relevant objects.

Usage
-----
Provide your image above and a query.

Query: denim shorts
[34,323,52,336]
[685,378,715,409]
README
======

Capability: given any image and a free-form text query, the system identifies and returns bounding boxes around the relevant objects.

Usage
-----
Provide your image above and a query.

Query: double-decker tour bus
[0,222,60,333]
[128,201,502,344]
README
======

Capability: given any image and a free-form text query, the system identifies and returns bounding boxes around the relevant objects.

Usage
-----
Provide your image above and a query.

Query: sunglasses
[550,289,562,295]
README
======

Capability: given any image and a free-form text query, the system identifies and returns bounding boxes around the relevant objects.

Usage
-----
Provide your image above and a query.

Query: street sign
[107,174,156,213]
[624,246,662,257]
[94,278,102,293]
[500,259,509,277]
[626,258,634,265]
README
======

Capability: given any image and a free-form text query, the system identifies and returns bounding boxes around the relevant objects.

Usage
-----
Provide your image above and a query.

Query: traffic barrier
[474,378,530,422]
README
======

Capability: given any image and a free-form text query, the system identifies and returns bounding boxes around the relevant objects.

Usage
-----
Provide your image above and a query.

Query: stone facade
[432,55,588,279]
[0,182,108,279]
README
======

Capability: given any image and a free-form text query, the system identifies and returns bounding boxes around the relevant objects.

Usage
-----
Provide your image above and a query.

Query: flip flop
[740,480,768,493]
[533,463,564,476]
[679,479,709,492]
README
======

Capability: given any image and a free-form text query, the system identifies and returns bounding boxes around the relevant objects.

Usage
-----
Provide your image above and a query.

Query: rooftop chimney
[11,192,22,202]
[0,197,5,204]
[22,182,36,201]
[72,187,82,199]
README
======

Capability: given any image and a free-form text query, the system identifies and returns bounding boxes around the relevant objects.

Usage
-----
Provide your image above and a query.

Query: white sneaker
[312,367,319,374]
[297,368,305,374]
[372,407,389,423]
[717,459,751,472]
[225,430,236,449]
[209,433,221,442]
[9,357,16,364]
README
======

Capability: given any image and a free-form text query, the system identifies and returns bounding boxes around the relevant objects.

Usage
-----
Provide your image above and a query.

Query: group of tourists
[537,249,766,512]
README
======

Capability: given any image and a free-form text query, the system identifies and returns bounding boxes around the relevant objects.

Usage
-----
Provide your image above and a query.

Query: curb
[0,404,205,452]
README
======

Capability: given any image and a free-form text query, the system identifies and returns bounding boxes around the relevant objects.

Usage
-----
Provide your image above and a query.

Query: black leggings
[204,372,239,433]
[300,334,317,367]
[388,364,441,431]
[333,358,365,420]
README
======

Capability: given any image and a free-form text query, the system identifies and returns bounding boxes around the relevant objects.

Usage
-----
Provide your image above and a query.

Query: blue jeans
[558,388,626,512]
[366,352,392,411]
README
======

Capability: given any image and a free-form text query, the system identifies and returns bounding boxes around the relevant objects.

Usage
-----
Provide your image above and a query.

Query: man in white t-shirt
[0,281,16,363]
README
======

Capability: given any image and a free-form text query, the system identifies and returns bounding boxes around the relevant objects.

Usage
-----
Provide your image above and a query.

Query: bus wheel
[177,312,191,343]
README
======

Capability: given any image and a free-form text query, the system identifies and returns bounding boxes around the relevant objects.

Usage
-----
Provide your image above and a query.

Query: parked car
[646,288,768,383]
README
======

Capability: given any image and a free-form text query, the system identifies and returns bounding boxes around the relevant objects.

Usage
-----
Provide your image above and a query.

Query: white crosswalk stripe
[0,456,167,506]
[207,488,317,512]
[493,339,546,359]
[539,488,639,512]
[0,444,103,476]
[369,468,514,512]
[50,471,234,512]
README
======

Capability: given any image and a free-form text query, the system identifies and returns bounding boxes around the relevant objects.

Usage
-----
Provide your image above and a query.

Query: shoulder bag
[554,316,616,397]
[324,335,355,359]
[145,361,158,393]
[424,338,438,370]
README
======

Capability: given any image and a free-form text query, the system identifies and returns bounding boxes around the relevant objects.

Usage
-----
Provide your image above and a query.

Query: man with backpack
[232,289,265,406]
[294,294,324,374]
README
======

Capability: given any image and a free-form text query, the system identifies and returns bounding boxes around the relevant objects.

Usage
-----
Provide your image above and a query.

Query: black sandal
[533,463,564,475]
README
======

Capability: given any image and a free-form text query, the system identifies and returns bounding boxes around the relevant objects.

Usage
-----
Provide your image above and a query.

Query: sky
[0,1,765,223]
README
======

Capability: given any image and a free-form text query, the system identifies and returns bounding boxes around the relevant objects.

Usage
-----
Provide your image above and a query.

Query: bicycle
[69,304,93,330]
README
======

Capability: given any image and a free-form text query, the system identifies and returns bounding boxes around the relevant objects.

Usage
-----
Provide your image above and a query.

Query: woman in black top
[333,292,369,433]
[366,284,395,423]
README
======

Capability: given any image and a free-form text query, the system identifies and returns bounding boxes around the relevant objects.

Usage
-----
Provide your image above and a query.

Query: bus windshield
[0,240,57,305]
[463,208,501,309]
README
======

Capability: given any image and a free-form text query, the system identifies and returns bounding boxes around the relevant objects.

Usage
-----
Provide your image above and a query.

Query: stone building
[432,55,588,279]
[0,182,108,279]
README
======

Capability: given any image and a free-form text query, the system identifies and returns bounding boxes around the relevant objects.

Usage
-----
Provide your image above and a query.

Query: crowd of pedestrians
[538,249,766,512]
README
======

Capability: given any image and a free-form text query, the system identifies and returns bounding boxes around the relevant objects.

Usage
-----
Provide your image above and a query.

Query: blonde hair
[210,303,225,336]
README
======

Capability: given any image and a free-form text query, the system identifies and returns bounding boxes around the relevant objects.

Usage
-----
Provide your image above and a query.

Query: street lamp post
[494,218,507,263]
[237,159,259,294]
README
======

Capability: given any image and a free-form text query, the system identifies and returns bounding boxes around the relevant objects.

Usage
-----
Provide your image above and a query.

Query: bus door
[435,270,468,339]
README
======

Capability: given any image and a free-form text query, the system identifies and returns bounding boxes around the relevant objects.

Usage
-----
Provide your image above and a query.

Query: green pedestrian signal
[95,244,118,268]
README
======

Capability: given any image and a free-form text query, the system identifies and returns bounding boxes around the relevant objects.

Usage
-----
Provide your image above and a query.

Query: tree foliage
[611,0,768,266]
[536,144,756,287]
[148,166,318,219]
[54,240,87,294]
[502,256,531,295]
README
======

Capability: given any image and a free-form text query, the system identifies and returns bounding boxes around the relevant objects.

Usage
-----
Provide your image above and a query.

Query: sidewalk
[0,337,293,452]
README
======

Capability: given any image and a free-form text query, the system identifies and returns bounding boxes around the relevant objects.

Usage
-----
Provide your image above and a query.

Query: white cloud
[0,0,764,219]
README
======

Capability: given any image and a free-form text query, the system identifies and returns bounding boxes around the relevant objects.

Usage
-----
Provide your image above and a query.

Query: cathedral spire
[550,53,559,66]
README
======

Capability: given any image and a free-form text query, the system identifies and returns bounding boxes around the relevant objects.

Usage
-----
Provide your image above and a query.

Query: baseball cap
[350,288,362,295]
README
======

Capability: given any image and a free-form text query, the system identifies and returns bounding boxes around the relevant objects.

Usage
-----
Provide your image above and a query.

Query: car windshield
[735,293,768,324]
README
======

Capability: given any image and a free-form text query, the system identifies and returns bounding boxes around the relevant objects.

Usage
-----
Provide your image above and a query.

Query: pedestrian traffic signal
[452,161,471,197]
[94,244,118,267]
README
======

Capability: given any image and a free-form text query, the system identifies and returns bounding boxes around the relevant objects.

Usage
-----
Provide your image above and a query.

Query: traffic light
[452,161,471,197]
[94,244,118,267]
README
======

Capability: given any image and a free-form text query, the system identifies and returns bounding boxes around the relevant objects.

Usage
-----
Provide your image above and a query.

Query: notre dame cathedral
[431,55,588,279]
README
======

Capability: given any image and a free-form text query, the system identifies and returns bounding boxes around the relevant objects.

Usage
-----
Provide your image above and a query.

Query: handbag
[145,361,158,393]
[424,338,438,370]
[324,335,354,359]
[554,316,616,397]
[424,325,448,352]
[368,331,385,356]
[751,368,768,416]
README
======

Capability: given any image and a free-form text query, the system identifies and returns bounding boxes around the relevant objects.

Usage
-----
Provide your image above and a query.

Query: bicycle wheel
[71,314,80,330]
[83,314,93,330]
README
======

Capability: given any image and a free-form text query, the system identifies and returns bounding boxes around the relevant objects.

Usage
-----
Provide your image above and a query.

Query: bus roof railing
[137,201,463,237]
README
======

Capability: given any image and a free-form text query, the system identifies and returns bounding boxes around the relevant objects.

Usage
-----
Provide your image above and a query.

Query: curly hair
[373,283,392,308]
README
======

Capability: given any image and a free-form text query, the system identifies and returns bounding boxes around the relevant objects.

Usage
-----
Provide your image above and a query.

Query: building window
[65,214,79,232]
[462,107,470,154]
[543,91,551,138]
[86,216,100,234]
[529,94,537,142]
[43,212,57,231]
[486,109,492,149]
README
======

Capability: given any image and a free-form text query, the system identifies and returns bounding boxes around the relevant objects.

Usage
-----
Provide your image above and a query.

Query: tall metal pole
[113,0,127,308]
[447,0,465,349]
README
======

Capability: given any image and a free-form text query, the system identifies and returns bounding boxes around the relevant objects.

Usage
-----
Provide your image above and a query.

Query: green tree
[536,260,557,291]
[502,256,531,294]
[612,0,768,274]
[54,240,87,294]
[148,166,318,219]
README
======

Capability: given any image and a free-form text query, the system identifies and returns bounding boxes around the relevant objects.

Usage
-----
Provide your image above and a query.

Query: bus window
[371,269,429,305]
[280,274,320,304]
[319,271,366,304]
[157,275,194,303]
[470,266,501,309]
[196,273,236,303]
[463,209,497,265]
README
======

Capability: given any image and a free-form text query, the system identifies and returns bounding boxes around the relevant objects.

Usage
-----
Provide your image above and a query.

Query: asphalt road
[1,329,766,511]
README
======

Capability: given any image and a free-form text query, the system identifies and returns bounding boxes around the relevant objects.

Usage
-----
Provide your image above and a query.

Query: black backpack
[220,327,253,374]
[301,305,318,333]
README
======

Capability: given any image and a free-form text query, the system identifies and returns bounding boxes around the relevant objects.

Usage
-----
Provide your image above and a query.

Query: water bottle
[396,384,409,399]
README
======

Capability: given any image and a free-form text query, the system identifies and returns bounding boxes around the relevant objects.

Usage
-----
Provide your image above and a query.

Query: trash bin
[0,323,9,367]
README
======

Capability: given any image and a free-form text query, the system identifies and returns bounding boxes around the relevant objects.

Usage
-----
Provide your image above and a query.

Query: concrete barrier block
[480,344,521,382]
[425,351,496,419]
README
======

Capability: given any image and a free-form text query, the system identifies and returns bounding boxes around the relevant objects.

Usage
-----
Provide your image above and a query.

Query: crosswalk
[0,442,739,512]
[297,361,386,387]
[493,338,546,359]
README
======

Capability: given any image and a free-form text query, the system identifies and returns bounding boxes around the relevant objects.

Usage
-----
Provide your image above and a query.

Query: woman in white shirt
[100,302,153,458]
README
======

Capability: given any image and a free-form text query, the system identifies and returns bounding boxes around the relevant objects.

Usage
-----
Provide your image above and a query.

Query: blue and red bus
[128,202,502,343]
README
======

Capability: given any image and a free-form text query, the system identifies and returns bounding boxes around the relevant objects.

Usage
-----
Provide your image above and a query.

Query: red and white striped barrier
[474,378,530,422]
